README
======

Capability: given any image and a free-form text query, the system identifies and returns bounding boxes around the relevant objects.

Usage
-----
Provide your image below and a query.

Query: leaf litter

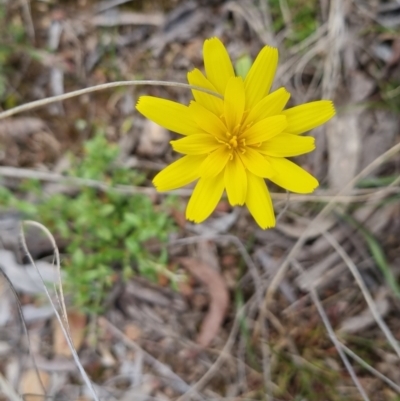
[0,0,399,400]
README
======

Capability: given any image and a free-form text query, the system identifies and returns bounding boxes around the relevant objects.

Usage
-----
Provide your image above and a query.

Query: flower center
[229,136,238,148]
[223,132,246,159]
[217,117,251,158]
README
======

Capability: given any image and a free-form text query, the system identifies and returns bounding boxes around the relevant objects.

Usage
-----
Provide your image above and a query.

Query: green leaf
[99,204,115,217]
[124,212,141,227]
[235,55,253,80]
[72,249,85,267]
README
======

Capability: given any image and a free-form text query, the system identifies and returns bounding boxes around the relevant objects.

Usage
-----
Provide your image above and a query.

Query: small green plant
[0,3,30,105]
[269,0,319,46]
[0,130,176,313]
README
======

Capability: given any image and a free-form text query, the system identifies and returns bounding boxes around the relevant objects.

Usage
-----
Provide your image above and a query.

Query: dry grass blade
[292,260,370,400]
[0,80,222,120]
[266,141,400,303]
[323,231,400,359]
[19,221,100,401]
[98,318,200,398]
[340,343,400,393]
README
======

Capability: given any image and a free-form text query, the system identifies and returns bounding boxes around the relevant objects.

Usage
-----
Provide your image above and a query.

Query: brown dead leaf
[179,257,229,348]
[124,323,142,341]
[53,310,87,357]
[19,369,50,401]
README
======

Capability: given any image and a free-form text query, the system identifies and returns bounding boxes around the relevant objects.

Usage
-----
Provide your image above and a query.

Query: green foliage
[269,0,319,46]
[1,131,176,313]
[0,3,29,101]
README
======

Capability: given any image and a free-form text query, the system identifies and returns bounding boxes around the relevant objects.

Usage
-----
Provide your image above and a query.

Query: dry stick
[323,231,400,358]
[0,165,193,197]
[0,80,223,120]
[19,224,100,401]
[265,141,400,305]
[291,260,370,401]
[1,165,398,202]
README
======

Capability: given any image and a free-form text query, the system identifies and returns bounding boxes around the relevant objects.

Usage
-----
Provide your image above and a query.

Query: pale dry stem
[0,80,222,121]
[19,221,100,401]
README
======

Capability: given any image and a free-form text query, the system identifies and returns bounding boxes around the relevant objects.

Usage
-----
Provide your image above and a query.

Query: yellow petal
[224,155,247,206]
[243,115,287,145]
[239,148,274,178]
[203,37,235,95]
[245,172,275,229]
[153,155,204,191]
[136,96,197,135]
[171,134,221,155]
[187,68,224,116]
[283,100,336,135]
[188,101,227,139]
[243,87,290,126]
[186,172,225,223]
[268,157,319,193]
[244,46,278,109]
[200,146,230,178]
[258,134,315,157]
[224,76,245,132]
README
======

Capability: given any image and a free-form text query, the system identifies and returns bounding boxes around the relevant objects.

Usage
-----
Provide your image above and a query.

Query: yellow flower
[136,38,335,229]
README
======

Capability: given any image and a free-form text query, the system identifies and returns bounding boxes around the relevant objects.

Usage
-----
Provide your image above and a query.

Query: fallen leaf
[179,257,229,348]
[53,310,87,357]
[124,323,142,341]
[19,369,50,401]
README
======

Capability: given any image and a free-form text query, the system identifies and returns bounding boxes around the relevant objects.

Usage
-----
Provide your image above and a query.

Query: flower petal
[188,101,227,139]
[283,100,336,135]
[245,172,275,229]
[268,157,319,193]
[244,46,278,109]
[136,96,197,135]
[171,134,221,155]
[224,155,247,206]
[243,87,290,126]
[153,155,204,191]
[243,115,287,145]
[239,148,274,178]
[200,146,230,178]
[224,76,245,132]
[258,134,315,157]
[187,68,224,116]
[186,172,225,223]
[203,37,235,95]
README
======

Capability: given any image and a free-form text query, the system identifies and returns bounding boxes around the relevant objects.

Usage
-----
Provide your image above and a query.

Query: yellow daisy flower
[136,37,335,229]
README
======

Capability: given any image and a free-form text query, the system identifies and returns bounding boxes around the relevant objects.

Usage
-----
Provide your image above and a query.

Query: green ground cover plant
[0,131,176,313]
